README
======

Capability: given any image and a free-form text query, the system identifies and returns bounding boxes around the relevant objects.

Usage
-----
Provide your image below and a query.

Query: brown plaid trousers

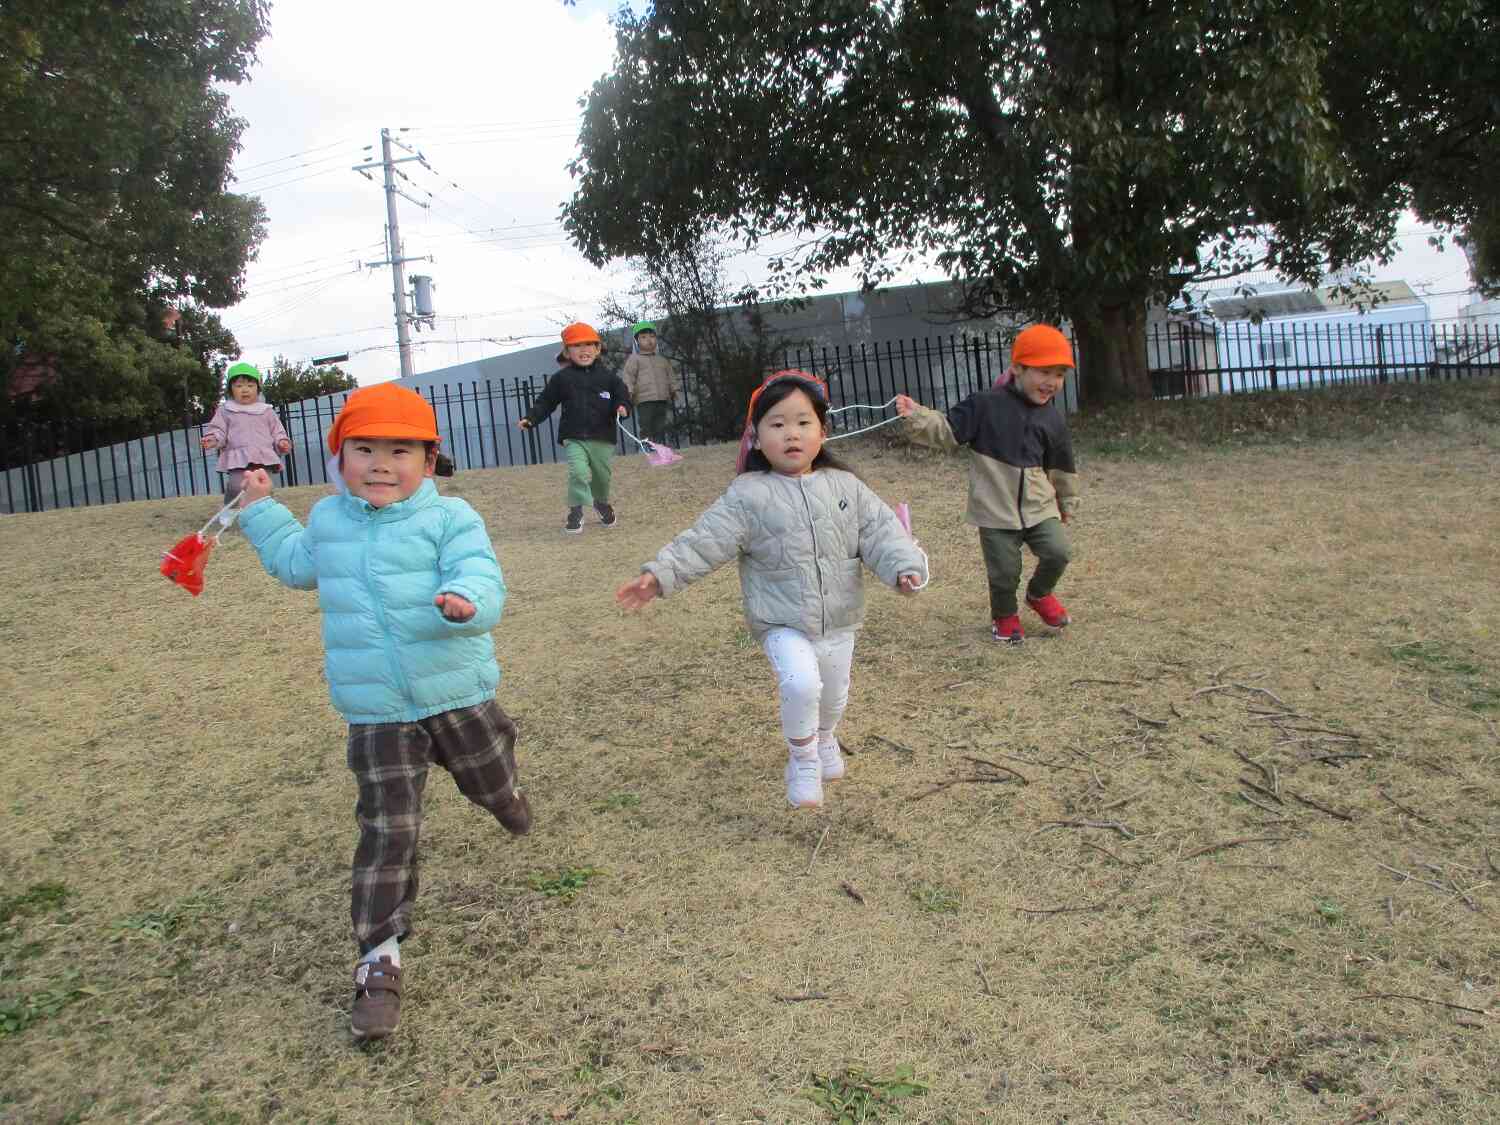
[346,699,523,953]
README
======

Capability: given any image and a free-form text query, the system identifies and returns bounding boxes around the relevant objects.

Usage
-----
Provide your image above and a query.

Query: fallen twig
[1378,789,1435,826]
[1288,791,1354,822]
[1233,748,1278,793]
[995,752,1088,776]
[1232,682,1287,708]
[1191,684,1237,699]
[840,881,866,906]
[1080,840,1144,867]
[1374,862,1482,912]
[1034,819,1136,840]
[975,962,997,997]
[1070,678,1144,687]
[1487,847,1499,880]
[1312,752,1373,765]
[1098,789,1146,812]
[1015,901,1112,915]
[1181,836,1290,860]
[1122,707,1169,728]
[1238,791,1287,818]
[867,734,916,757]
[1353,993,1489,1016]
[774,992,830,1003]
[911,774,1025,802]
[804,826,830,875]
[960,756,1031,785]
[1276,724,1362,739]
[1238,776,1285,806]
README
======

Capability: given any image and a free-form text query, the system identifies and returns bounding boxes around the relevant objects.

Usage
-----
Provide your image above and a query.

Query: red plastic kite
[160,493,244,596]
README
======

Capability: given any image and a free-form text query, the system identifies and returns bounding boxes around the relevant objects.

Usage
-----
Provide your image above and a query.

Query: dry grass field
[2,382,1498,1124]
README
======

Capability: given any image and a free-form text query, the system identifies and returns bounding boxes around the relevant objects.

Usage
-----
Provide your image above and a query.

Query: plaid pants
[346,699,522,954]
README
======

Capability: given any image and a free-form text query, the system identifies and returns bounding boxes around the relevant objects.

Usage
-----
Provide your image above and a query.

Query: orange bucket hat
[326,383,440,454]
[1011,325,1075,369]
[560,322,601,347]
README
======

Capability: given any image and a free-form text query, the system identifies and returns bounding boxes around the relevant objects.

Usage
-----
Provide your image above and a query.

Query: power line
[234,137,361,175]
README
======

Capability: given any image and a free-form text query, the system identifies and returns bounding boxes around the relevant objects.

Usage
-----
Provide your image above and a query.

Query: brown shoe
[496,789,533,836]
[351,957,402,1040]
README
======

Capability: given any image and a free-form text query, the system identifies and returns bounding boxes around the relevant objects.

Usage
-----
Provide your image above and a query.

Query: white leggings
[761,627,857,743]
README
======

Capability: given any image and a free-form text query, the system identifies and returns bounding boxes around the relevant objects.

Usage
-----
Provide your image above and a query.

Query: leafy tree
[601,236,799,441]
[564,1,1497,402]
[259,356,357,409]
[1,0,269,431]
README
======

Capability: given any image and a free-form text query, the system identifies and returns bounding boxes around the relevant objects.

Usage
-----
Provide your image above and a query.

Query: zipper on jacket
[365,514,415,706]
[1016,469,1028,530]
[798,476,826,634]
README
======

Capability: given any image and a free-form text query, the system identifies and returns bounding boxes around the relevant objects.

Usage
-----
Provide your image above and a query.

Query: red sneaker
[991,614,1025,645]
[1026,593,1071,628]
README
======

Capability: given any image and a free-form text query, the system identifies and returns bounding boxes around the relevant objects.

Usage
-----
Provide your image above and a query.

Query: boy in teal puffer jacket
[237,382,530,1042]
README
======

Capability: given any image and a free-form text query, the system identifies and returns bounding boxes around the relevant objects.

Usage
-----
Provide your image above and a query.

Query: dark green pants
[635,400,672,444]
[977,519,1072,618]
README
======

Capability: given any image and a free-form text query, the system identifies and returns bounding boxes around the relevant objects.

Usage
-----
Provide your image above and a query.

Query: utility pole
[354,129,430,379]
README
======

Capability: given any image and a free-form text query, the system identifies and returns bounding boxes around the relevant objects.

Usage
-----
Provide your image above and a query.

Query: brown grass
[2,384,1498,1123]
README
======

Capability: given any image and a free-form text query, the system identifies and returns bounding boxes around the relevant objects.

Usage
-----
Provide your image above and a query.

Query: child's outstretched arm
[516,370,564,429]
[237,469,318,590]
[895,393,969,452]
[616,491,750,611]
[1043,420,1080,523]
[433,504,505,633]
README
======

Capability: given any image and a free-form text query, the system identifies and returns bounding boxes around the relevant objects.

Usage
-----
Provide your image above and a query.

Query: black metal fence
[3,320,1497,515]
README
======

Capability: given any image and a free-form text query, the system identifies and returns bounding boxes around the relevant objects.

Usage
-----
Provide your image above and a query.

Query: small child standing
[616,371,926,809]
[199,361,292,502]
[894,324,1080,645]
[236,382,531,1041]
[620,321,682,444]
[517,323,631,533]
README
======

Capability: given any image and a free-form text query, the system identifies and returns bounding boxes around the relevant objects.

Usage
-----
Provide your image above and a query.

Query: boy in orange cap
[236,382,531,1041]
[894,324,1080,645]
[517,322,632,533]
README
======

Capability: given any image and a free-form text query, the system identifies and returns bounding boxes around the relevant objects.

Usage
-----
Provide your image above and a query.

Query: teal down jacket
[239,480,505,724]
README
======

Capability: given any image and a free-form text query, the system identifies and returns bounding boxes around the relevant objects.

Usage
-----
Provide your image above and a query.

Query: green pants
[563,439,614,507]
[635,400,672,444]
[977,518,1072,618]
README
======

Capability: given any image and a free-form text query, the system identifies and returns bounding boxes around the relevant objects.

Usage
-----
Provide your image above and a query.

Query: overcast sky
[221,1,1481,386]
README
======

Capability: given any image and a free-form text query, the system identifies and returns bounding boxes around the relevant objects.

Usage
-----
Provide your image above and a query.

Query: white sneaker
[784,751,824,809]
[817,738,846,781]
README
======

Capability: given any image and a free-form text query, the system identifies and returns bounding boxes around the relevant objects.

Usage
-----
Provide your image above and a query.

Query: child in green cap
[200,361,293,502]
[621,321,681,445]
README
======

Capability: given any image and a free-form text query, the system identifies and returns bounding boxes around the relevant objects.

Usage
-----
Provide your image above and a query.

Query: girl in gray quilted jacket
[616,371,928,810]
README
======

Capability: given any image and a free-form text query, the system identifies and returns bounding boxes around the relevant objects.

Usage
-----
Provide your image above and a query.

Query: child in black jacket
[517,322,631,533]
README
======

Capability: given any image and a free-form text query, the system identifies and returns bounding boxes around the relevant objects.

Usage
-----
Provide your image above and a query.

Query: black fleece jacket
[524,362,632,443]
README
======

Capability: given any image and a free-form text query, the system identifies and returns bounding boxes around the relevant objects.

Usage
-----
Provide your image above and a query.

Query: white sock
[787,739,817,761]
[361,935,401,966]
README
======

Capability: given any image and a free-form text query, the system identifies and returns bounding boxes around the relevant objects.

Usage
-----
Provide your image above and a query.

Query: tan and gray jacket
[904,385,1079,529]
[643,468,928,640]
[621,352,682,404]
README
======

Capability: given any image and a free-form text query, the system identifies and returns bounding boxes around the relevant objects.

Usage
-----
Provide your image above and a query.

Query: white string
[825,397,905,443]
[616,418,657,453]
[196,490,246,541]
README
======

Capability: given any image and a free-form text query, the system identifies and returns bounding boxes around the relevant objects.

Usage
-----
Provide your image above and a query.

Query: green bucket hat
[225,360,262,389]
[631,320,657,337]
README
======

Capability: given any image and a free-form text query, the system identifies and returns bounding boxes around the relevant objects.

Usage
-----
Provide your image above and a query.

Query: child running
[894,324,1080,645]
[236,382,530,1041]
[517,322,631,533]
[199,361,292,502]
[616,371,927,809]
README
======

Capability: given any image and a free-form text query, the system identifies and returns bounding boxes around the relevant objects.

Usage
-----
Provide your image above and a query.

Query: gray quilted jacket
[642,468,928,640]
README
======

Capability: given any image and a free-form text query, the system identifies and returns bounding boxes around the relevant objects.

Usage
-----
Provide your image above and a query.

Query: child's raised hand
[894,394,919,417]
[897,573,922,595]
[515,418,532,430]
[275,438,293,455]
[239,468,274,505]
[616,405,628,417]
[434,592,476,621]
[200,434,221,450]
[615,572,661,611]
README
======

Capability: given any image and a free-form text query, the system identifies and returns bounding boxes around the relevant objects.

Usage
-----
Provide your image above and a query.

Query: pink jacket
[203,400,291,471]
